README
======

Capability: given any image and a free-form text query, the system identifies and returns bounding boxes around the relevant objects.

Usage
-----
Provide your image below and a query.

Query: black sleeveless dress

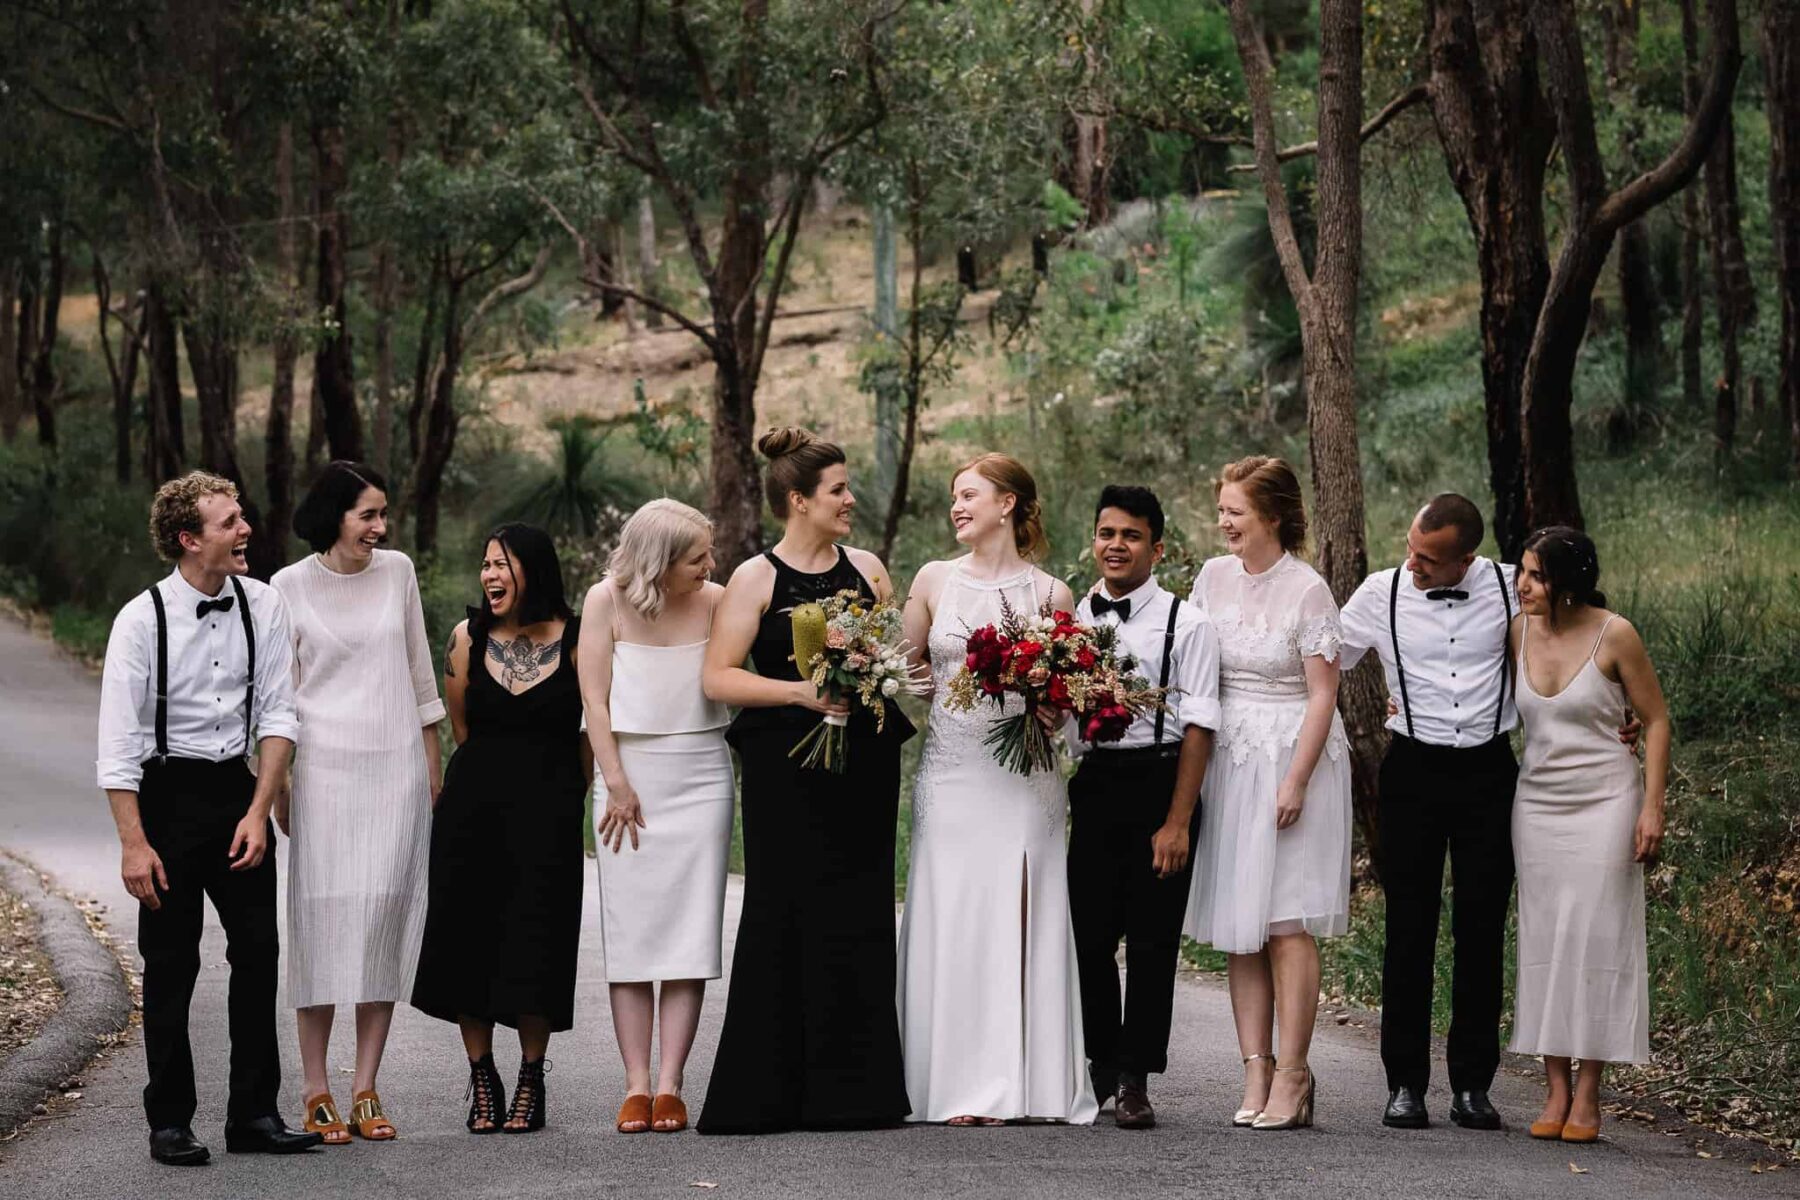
[412,616,585,1032]
[697,549,916,1133]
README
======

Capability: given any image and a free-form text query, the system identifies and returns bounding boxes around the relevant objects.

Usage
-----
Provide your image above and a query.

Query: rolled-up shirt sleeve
[1172,612,1222,733]
[253,590,300,745]
[96,601,152,792]
[1336,572,1386,671]
[402,556,448,725]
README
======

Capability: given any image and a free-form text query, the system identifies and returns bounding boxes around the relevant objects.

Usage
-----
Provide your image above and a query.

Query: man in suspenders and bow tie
[1339,494,1633,1132]
[96,473,321,1165]
[1068,486,1220,1128]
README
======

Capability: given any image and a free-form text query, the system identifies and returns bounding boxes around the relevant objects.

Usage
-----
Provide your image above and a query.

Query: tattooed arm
[444,621,472,745]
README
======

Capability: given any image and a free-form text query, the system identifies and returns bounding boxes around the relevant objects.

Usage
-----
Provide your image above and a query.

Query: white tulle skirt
[1182,693,1352,955]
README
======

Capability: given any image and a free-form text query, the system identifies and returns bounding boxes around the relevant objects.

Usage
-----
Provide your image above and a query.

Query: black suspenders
[1388,563,1515,744]
[1152,597,1181,748]
[1388,568,1415,740]
[144,577,258,761]
[147,585,170,761]
[1492,559,1513,738]
[234,577,256,753]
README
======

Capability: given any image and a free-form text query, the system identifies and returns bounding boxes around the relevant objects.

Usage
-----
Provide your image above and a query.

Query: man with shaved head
[1339,494,1520,1132]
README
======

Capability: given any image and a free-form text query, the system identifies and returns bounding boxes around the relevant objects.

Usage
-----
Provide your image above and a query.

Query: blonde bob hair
[606,498,713,620]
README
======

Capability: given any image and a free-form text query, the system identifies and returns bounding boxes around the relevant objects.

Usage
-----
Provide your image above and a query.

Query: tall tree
[267,121,303,570]
[1519,0,1739,531]
[386,0,563,552]
[558,0,895,572]
[1680,0,1705,415]
[845,1,1064,560]
[1771,0,1800,468]
[304,10,367,465]
[1423,0,1740,553]
[1702,21,1755,459]
[1226,0,1386,845]
[1422,0,1555,558]
[1603,0,1662,443]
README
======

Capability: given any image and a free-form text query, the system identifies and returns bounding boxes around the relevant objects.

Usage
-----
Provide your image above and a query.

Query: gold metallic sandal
[349,1089,397,1140]
[303,1092,351,1145]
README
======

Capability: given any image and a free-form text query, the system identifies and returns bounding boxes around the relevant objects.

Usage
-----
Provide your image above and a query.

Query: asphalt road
[0,612,1787,1199]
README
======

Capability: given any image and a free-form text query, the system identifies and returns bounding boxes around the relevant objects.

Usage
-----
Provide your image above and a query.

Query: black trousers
[137,758,280,1130]
[1067,750,1196,1078]
[1376,734,1517,1095]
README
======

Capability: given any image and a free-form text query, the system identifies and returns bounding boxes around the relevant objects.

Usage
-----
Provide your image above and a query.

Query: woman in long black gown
[412,524,587,1134]
[696,427,915,1133]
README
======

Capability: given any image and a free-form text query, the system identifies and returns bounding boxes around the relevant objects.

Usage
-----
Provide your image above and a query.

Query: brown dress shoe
[1116,1074,1156,1129]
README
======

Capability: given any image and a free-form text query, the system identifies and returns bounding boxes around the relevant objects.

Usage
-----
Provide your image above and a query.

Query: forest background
[1,0,1795,1156]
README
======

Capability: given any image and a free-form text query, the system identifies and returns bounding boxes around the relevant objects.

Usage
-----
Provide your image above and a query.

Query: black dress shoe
[1115,1073,1156,1130]
[1090,1063,1119,1111]
[149,1126,210,1166]
[1382,1085,1430,1129]
[1449,1090,1502,1130]
[224,1113,325,1154]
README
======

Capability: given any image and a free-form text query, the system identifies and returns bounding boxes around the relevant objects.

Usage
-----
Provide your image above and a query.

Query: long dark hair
[469,523,571,642]
[1522,525,1608,621]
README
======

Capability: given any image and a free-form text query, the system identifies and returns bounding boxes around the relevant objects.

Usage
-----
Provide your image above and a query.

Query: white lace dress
[1182,553,1352,954]
[896,560,1098,1124]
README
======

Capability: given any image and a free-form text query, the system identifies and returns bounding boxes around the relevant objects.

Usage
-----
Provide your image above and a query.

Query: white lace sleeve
[1293,577,1343,664]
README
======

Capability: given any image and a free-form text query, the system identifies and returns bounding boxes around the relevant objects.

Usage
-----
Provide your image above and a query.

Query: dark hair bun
[757,427,817,460]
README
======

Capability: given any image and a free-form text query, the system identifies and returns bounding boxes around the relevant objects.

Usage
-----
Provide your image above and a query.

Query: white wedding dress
[896,559,1098,1124]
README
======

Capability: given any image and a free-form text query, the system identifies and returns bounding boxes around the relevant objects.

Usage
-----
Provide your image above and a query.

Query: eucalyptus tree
[379,0,566,552]
[1771,0,1800,468]
[1420,0,1741,554]
[842,0,1067,560]
[555,0,898,572]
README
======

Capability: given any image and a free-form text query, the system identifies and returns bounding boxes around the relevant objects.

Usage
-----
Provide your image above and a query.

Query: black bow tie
[1426,588,1468,602]
[1091,595,1132,620]
[196,595,237,619]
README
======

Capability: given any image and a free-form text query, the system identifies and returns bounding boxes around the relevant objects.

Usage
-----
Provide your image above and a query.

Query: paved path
[0,612,1787,1198]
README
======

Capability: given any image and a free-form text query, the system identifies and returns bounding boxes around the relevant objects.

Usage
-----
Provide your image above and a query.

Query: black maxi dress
[412,616,585,1032]
[696,549,915,1133]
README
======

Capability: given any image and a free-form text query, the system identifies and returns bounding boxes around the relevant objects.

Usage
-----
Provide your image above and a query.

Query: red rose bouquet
[945,596,1164,775]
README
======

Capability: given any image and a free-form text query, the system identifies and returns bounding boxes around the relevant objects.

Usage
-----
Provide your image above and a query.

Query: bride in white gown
[897,454,1098,1126]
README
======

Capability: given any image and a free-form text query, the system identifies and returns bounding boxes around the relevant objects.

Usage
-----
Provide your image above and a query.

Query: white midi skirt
[594,730,734,982]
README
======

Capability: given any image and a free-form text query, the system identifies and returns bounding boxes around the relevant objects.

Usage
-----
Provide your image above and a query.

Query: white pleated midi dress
[593,639,734,982]
[1510,615,1651,1064]
[1182,553,1353,954]
[273,549,445,1009]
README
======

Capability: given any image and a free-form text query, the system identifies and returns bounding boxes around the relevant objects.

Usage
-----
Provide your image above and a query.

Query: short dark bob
[293,461,389,553]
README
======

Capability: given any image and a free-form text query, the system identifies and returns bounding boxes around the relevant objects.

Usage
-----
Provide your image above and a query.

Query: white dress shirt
[96,568,300,792]
[1339,556,1518,748]
[1071,576,1222,753]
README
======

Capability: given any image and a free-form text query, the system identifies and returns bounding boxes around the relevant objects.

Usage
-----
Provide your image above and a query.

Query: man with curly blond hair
[97,471,322,1164]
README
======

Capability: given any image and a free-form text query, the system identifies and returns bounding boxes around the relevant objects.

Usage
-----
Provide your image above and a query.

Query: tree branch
[748,170,813,384]
[1225,0,1317,310]
[670,0,720,110]
[1226,83,1428,173]
[463,244,555,344]
[1595,0,1742,235]
[25,82,129,132]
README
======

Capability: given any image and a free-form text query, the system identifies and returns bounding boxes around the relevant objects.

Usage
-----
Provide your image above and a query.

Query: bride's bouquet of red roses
[945,596,1164,775]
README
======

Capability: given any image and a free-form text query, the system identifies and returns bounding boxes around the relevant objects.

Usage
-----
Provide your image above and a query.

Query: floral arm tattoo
[486,634,563,689]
